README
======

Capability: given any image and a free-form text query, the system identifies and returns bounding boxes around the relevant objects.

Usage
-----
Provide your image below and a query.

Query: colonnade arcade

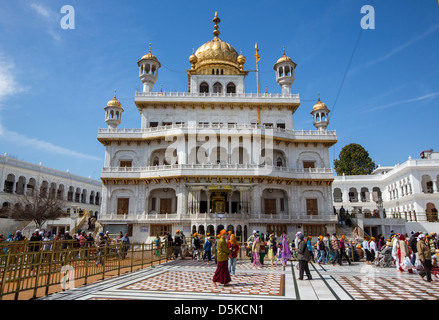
[188,185,250,214]
[191,224,247,241]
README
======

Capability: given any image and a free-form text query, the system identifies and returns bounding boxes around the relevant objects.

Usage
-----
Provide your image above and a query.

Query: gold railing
[0,239,166,300]
[0,238,266,300]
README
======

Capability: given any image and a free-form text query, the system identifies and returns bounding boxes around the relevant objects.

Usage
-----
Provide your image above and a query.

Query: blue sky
[0,0,438,179]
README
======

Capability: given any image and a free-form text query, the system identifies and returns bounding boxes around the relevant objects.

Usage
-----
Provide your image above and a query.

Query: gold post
[255,43,261,125]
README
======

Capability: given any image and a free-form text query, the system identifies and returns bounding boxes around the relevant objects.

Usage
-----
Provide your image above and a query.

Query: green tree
[334,143,377,176]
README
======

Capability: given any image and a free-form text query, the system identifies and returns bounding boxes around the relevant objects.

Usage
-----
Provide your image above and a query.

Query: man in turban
[212,229,231,286]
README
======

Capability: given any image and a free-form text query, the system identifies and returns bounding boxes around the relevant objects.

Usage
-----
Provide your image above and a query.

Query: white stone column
[137,185,147,214]
[228,192,232,214]
[101,186,110,216]
[342,188,349,203]
[144,187,149,215]
[182,185,188,216]
[252,185,262,216]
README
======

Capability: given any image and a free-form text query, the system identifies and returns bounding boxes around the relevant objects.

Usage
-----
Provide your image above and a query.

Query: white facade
[332,151,439,236]
[98,13,338,243]
[0,154,102,236]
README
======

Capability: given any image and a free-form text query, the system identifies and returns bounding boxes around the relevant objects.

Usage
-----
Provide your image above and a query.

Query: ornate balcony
[101,164,334,181]
[97,123,337,145]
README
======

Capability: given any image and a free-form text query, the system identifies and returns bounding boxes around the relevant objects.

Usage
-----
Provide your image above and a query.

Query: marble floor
[39,259,439,300]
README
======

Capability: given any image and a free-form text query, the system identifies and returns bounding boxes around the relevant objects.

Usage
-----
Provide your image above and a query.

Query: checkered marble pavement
[39,259,438,301]
[122,270,284,296]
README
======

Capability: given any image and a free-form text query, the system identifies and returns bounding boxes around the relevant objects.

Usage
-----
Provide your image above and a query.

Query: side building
[332,149,439,237]
[0,154,102,237]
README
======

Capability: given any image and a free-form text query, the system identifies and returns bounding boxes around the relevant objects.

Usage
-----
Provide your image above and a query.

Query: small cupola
[104,90,124,128]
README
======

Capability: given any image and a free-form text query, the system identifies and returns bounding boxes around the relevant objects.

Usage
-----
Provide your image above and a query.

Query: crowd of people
[3,226,437,285]
[156,228,439,286]
[0,228,131,266]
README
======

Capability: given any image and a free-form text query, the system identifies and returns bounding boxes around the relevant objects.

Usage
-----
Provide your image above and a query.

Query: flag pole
[255,43,261,125]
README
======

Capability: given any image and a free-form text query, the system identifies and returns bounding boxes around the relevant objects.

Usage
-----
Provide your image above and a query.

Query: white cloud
[364,92,439,113]
[373,24,439,65]
[28,2,61,41]
[349,23,439,77]
[0,54,100,162]
[0,56,24,103]
[0,127,102,161]
[29,3,51,18]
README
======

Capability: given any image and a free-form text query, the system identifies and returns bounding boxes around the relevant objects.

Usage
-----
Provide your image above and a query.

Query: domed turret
[311,94,330,132]
[273,47,297,96]
[190,12,246,75]
[137,43,161,93]
[105,90,124,128]
[186,12,248,94]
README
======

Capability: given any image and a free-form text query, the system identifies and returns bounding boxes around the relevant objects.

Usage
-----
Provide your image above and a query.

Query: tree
[334,143,377,176]
[8,187,65,230]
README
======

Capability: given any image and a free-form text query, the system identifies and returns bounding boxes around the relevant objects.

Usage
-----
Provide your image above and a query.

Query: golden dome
[139,43,161,66]
[106,90,122,108]
[273,47,297,69]
[191,12,242,72]
[312,97,329,111]
[195,38,239,66]
[276,55,293,64]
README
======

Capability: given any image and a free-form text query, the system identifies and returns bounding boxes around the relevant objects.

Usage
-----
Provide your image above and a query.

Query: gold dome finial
[312,92,329,111]
[283,46,285,56]
[189,48,198,68]
[237,48,246,70]
[149,43,152,53]
[213,11,221,38]
[107,89,122,108]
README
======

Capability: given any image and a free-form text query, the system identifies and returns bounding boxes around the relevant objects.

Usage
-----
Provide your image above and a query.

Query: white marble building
[332,149,439,236]
[0,154,102,236]
[97,13,338,243]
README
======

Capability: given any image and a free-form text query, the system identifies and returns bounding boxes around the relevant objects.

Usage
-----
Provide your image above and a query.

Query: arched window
[276,157,283,167]
[278,67,284,77]
[213,82,222,93]
[226,82,236,94]
[200,82,209,93]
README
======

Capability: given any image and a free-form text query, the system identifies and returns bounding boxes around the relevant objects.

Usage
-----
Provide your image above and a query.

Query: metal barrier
[0,240,165,300]
[0,238,295,300]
